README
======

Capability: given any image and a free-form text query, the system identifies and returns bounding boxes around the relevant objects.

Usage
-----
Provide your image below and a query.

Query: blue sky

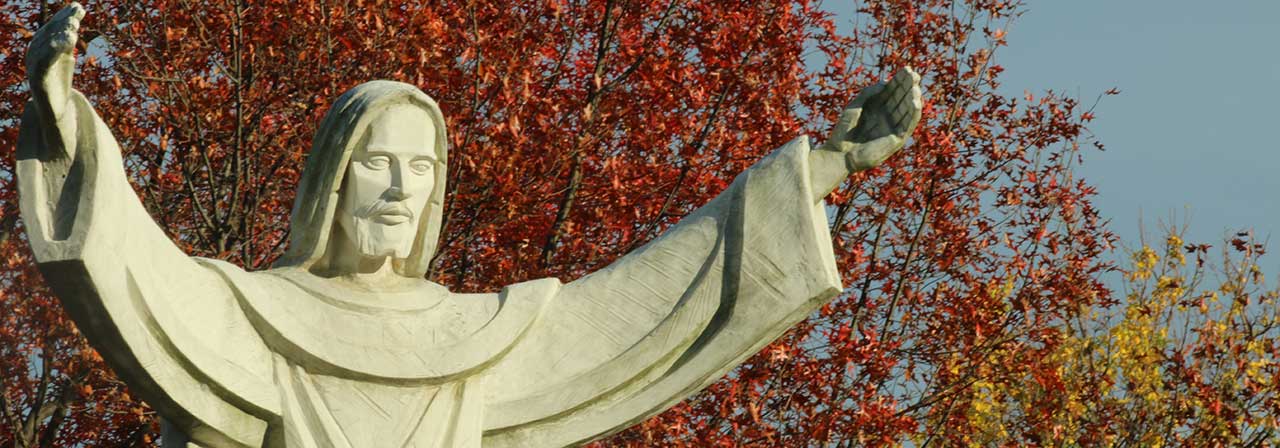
[828,0,1280,275]
[999,1,1280,259]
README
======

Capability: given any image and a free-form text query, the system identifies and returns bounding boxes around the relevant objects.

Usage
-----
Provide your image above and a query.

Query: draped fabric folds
[18,91,840,448]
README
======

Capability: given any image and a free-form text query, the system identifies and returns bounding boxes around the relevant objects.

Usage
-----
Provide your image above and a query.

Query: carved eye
[409,159,433,175]
[363,155,392,170]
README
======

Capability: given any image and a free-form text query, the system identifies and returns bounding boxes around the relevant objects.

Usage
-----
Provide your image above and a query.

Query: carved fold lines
[548,350,574,372]
[746,248,788,280]
[480,199,737,434]
[633,276,679,306]
[413,350,430,367]
[743,186,794,248]
[662,282,703,353]
[399,386,441,448]
[655,245,700,271]
[662,261,725,374]
[293,367,355,448]
[351,384,394,421]
[739,265,787,303]
[123,266,267,445]
[636,257,680,283]
[565,307,625,348]
[612,285,663,317]
[439,383,467,448]
[576,289,635,325]
[396,319,416,336]
[656,256,722,354]
[275,362,324,448]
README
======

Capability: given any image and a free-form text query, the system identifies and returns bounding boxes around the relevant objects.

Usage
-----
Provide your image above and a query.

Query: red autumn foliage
[0,0,1123,446]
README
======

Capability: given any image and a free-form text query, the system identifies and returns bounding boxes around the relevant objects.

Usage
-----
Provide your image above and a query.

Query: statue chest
[200,261,556,381]
[273,356,485,448]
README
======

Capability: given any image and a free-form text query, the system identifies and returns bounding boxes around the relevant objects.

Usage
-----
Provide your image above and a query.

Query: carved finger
[52,2,86,23]
[903,87,923,133]
[891,94,912,132]
[847,82,886,111]
[828,82,885,148]
[889,73,912,104]
[829,107,862,143]
[891,67,914,88]
[53,6,84,50]
[28,4,83,71]
[889,72,909,95]
[41,3,84,43]
[907,84,923,128]
[886,95,911,131]
[888,86,909,119]
[854,111,892,143]
[891,67,917,92]
[888,70,922,135]
[50,30,78,53]
[848,134,904,171]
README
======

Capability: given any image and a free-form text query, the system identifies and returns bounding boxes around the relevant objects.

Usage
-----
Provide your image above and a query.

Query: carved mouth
[365,204,414,225]
[370,213,411,225]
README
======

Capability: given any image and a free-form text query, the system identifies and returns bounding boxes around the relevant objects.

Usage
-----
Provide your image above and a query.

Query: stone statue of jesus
[17,5,923,448]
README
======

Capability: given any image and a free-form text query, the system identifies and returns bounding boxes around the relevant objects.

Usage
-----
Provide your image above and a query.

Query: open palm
[823,68,923,171]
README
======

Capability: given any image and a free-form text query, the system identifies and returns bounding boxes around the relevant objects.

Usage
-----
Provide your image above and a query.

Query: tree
[0,0,1116,446]
[1048,225,1279,447]
[609,1,1117,445]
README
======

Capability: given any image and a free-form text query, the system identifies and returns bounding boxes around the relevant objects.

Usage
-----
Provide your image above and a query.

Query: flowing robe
[17,91,842,447]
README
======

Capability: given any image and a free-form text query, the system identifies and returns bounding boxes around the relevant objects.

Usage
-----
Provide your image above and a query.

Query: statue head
[278,81,448,278]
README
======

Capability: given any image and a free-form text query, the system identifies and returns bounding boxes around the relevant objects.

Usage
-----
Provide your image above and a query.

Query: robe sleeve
[16,92,280,448]
[480,136,842,447]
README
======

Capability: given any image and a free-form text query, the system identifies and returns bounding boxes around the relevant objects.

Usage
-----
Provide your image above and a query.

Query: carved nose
[385,187,409,201]
[387,162,410,200]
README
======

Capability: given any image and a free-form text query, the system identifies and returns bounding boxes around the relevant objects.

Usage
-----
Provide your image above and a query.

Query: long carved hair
[275,81,448,278]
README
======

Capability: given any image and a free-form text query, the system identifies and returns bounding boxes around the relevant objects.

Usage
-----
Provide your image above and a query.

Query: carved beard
[341,201,417,259]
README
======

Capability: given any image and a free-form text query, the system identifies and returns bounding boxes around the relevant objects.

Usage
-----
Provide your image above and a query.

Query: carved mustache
[356,201,414,220]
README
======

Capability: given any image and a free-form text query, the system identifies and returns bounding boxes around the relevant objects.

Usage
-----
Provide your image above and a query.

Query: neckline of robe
[199,259,560,383]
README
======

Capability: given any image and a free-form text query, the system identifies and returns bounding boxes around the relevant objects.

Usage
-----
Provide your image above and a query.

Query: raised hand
[822,68,923,170]
[26,2,85,125]
[809,68,923,203]
[24,2,85,159]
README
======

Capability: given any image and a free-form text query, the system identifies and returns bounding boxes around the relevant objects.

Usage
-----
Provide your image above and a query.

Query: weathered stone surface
[17,4,921,447]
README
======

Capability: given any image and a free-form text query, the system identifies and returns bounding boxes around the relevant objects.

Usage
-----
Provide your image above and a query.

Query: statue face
[335,104,437,259]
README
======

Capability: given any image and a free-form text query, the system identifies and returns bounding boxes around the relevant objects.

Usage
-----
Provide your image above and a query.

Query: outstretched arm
[16,5,279,446]
[808,68,923,203]
[482,135,842,447]
[20,4,87,241]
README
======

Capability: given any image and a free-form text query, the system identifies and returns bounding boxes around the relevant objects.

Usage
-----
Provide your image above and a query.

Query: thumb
[848,135,904,171]
[848,82,885,110]
[829,82,884,141]
[829,106,862,142]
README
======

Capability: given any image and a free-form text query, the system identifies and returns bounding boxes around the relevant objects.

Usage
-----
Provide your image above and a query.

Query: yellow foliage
[1128,246,1158,281]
